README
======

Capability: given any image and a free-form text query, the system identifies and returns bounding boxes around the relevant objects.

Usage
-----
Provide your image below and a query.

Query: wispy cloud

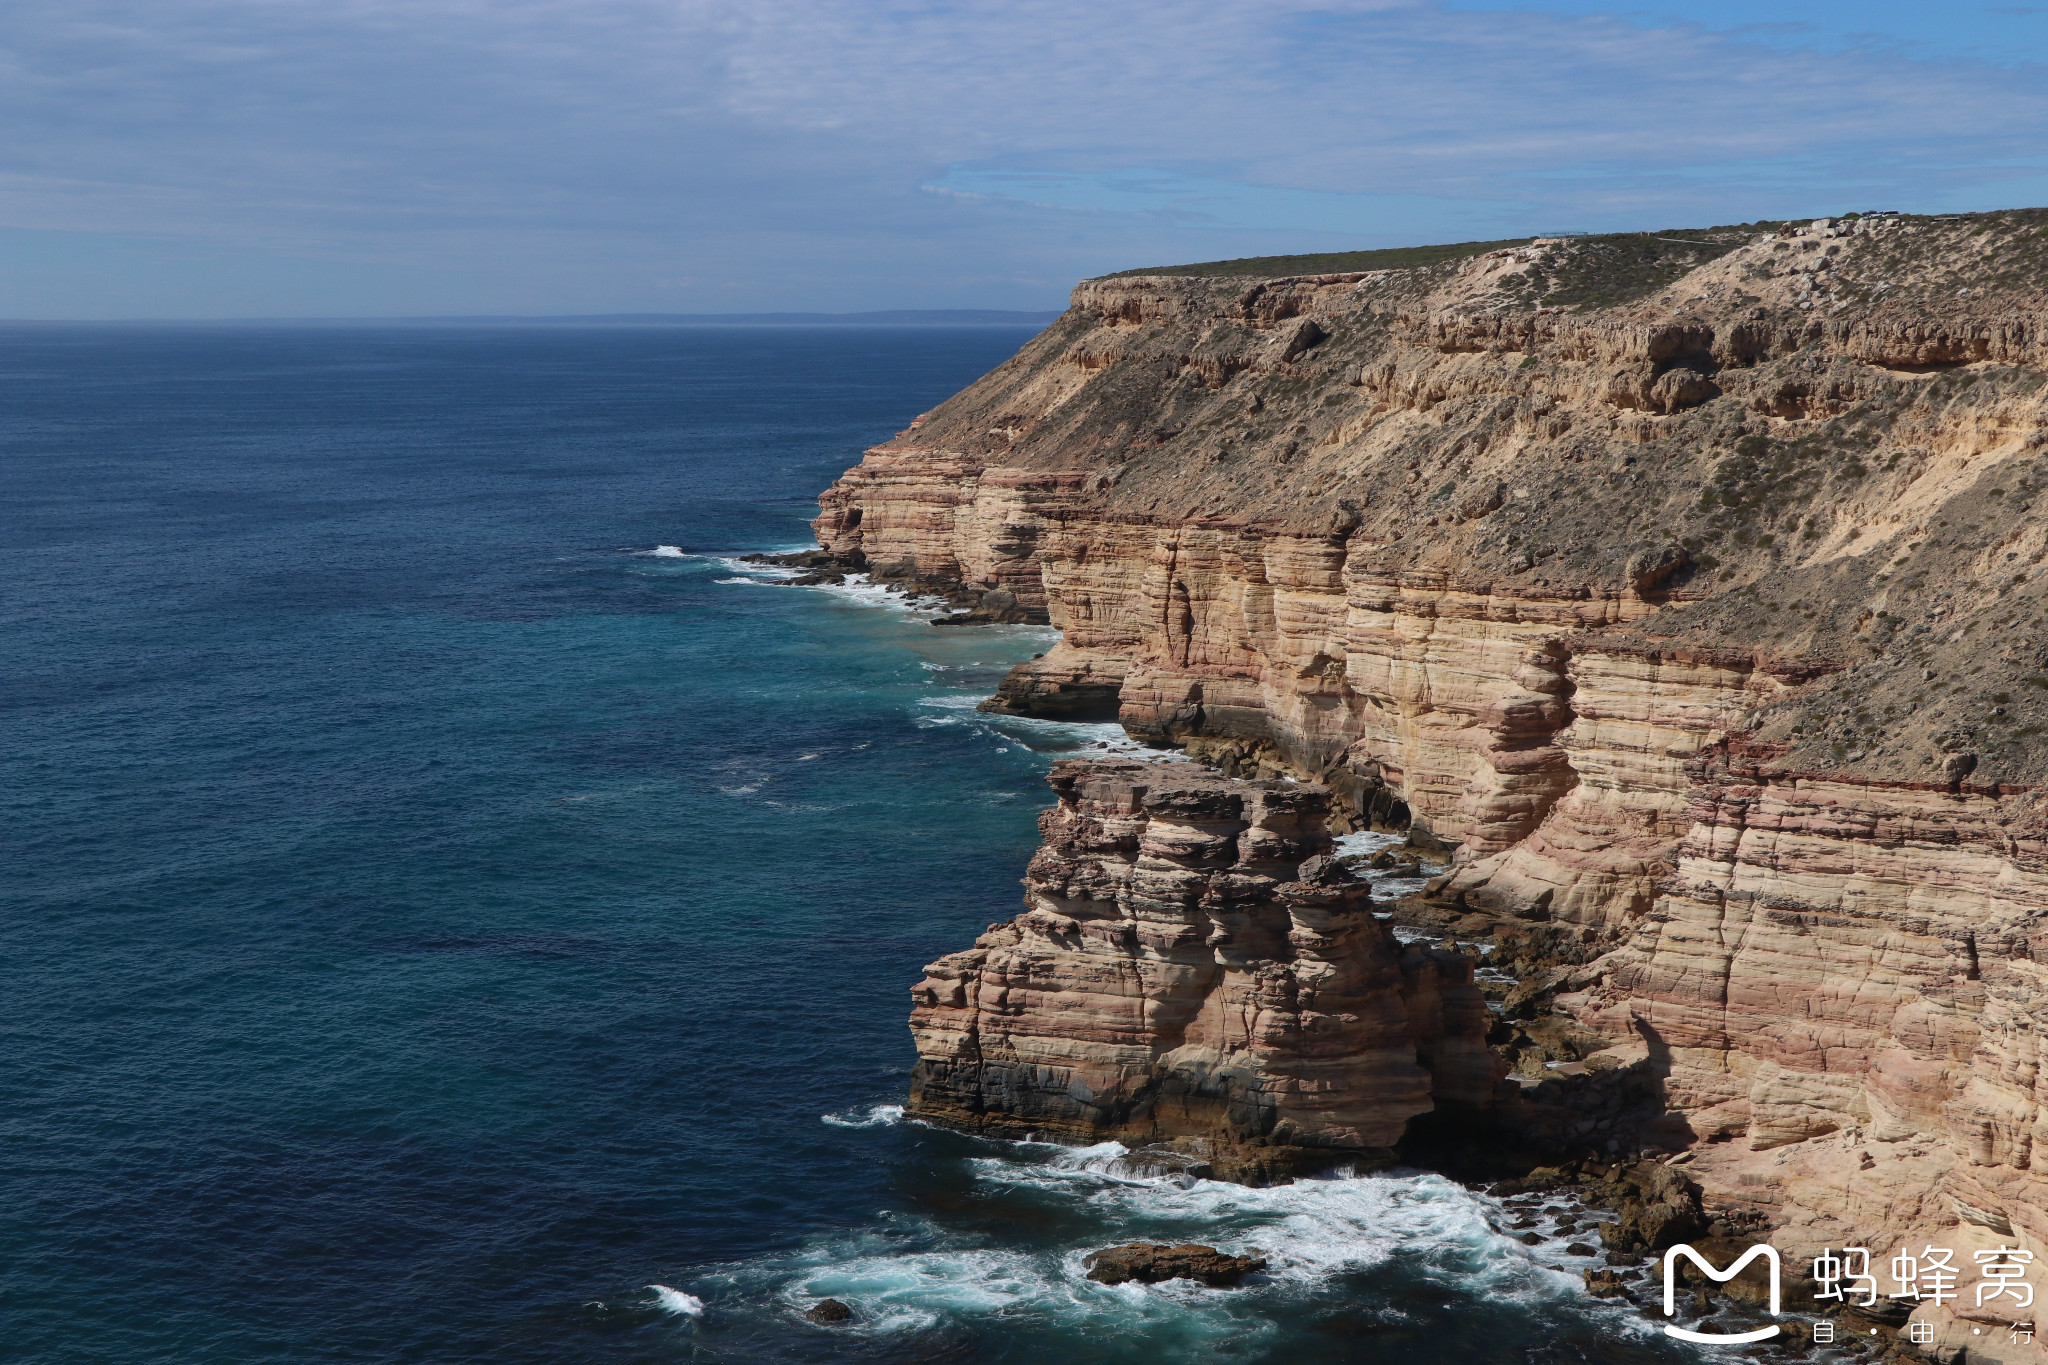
[3,0,2046,315]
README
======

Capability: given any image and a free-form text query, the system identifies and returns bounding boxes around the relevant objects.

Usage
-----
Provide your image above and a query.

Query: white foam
[971,1160,1399,1286]
[1332,829,1404,859]
[972,714,1190,761]
[917,694,987,711]
[910,701,1189,762]
[711,555,801,579]
[759,570,944,615]
[708,1141,1660,1348]
[647,1285,704,1316]
[821,1103,905,1129]
[784,1246,1054,1334]
[631,545,805,580]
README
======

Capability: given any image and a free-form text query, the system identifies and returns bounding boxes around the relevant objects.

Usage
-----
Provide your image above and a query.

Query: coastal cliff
[909,759,1498,1181]
[814,211,2048,1358]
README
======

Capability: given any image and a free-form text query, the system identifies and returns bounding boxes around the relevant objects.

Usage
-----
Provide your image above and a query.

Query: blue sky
[5,0,2048,317]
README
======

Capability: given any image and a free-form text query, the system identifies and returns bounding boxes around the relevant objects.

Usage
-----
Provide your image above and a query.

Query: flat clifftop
[817,209,2048,1338]
[1096,235,1541,280]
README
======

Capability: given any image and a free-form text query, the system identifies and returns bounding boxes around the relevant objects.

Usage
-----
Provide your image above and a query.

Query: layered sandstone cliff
[816,210,2048,1360]
[909,759,1498,1178]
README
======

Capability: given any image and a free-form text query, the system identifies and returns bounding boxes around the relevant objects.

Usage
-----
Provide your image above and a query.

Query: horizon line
[0,308,1065,327]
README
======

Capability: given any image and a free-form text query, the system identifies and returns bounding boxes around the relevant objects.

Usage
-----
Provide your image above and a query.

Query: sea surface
[2,325,1698,1364]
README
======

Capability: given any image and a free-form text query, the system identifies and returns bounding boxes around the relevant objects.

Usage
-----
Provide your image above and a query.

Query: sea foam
[821,1103,905,1129]
[647,1284,704,1316]
[711,1133,1660,1351]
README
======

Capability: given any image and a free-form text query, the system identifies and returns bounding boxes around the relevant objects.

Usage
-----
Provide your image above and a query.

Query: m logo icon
[1661,1243,1783,1344]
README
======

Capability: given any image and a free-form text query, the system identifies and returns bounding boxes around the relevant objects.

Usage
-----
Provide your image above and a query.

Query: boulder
[1623,545,1690,596]
[1598,1163,1706,1253]
[804,1298,854,1324]
[1584,1269,1627,1297]
[1083,1243,1267,1288]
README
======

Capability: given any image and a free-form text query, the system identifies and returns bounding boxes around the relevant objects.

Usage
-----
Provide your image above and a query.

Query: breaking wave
[699,1138,1663,1353]
[821,1103,905,1129]
[647,1284,705,1316]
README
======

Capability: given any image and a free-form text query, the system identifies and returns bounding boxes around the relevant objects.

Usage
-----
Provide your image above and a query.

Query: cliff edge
[815,211,2048,1362]
[910,759,1498,1181]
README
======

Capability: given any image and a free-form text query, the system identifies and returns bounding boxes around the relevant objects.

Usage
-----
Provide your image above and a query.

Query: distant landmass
[540,309,1061,326]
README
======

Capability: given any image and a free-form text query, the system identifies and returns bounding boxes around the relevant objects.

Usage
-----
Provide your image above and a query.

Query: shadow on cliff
[1397,1016,1692,1181]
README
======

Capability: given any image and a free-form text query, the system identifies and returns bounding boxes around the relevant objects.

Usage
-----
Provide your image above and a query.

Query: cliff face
[818,211,2048,1352]
[909,759,1498,1179]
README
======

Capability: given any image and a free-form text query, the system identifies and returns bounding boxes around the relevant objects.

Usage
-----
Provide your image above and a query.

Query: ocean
[2,324,1694,1364]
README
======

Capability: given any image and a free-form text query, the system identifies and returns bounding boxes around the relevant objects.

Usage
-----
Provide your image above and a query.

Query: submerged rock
[1083,1242,1267,1288]
[1094,1145,1214,1186]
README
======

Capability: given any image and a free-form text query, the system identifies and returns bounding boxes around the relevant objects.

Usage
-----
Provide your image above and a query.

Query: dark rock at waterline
[804,1299,854,1324]
[1093,1145,1214,1185]
[1584,1269,1627,1297]
[1565,1242,1599,1256]
[1084,1243,1266,1288]
[743,550,840,570]
[1596,1163,1706,1253]
[1488,1166,1578,1197]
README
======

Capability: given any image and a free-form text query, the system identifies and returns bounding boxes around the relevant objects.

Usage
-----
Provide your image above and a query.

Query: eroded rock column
[908,759,1500,1175]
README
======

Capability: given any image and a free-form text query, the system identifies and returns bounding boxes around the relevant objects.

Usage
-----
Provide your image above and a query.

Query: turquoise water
[3,325,1691,1363]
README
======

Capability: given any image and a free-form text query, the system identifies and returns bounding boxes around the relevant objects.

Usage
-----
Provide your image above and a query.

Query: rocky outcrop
[908,760,1499,1176]
[816,209,2048,1353]
[1083,1243,1267,1287]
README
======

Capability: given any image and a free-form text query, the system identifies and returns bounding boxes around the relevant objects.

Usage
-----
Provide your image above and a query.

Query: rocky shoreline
[786,212,2048,1362]
[770,506,1978,1361]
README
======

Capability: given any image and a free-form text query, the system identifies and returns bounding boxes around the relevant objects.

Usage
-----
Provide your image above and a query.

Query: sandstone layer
[909,759,1498,1178]
[819,211,2048,1361]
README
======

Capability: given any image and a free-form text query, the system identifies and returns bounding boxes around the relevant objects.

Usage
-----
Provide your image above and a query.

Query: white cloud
[2,0,2046,314]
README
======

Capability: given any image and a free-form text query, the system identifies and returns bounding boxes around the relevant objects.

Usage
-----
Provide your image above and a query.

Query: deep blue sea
[3,325,1693,1365]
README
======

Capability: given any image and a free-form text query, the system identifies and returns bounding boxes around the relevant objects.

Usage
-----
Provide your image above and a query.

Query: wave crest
[822,1103,905,1129]
[647,1284,704,1316]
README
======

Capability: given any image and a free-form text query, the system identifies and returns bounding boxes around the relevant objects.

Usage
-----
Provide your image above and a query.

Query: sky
[6,0,2048,318]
